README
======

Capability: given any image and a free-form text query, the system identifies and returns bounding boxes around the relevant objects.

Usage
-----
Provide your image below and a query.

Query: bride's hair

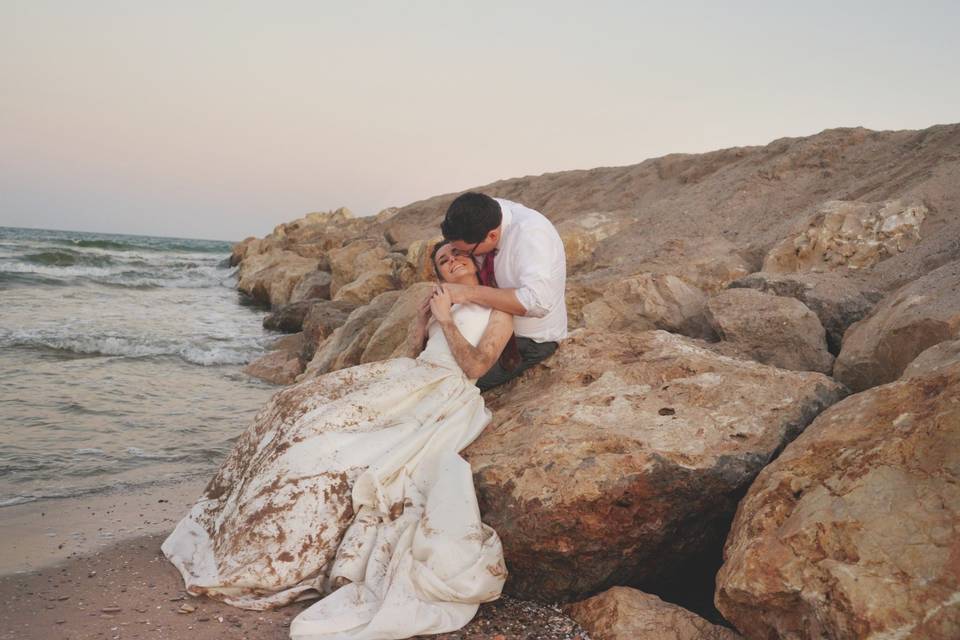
[430,239,451,281]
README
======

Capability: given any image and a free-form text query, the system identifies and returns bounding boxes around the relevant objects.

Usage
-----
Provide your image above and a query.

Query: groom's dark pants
[476,337,558,392]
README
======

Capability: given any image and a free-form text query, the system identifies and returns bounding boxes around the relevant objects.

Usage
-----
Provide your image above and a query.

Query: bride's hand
[416,294,432,328]
[429,285,453,325]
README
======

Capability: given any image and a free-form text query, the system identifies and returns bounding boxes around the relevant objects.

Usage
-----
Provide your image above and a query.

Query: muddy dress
[162,303,506,639]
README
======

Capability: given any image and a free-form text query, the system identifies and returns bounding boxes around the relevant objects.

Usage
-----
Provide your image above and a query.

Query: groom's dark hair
[441,193,502,243]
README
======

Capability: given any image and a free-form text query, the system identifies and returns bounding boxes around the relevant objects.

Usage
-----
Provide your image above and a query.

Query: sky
[1,1,958,241]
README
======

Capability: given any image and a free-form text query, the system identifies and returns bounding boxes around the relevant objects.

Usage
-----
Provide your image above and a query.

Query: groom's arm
[441,284,529,316]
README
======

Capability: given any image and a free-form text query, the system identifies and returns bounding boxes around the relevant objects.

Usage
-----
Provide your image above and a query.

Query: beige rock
[229,236,257,266]
[236,250,319,308]
[728,271,876,354]
[716,362,960,640]
[763,199,927,273]
[834,259,960,391]
[705,288,834,373]
[327,239,389,296]
[464,329,845,601]
[300,291,402,379]
[289,270,332,304]
[360,283,433,364]
[582,272,713,339]
[564,587,741,640]
[332,269,398,306]
[901,338,960,379]
[556,213,627,275]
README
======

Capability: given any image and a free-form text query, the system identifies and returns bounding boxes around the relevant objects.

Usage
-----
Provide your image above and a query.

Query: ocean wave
[0,260,233,289]
[0,330,268,366]
[55,237,231,254]
[21,249,116,267]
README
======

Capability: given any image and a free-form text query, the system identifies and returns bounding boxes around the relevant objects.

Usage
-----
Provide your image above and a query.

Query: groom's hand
[439,283,471,305]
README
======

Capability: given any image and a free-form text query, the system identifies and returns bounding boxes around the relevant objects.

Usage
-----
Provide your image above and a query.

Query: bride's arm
[431,288,513,378]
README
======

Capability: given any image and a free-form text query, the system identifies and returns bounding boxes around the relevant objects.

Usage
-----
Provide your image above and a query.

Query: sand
[0,482,587,640]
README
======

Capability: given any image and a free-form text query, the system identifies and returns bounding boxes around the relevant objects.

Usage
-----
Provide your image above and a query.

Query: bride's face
[434,244,477,284]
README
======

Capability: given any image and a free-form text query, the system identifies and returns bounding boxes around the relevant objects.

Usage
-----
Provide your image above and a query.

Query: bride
[162,241,514,639]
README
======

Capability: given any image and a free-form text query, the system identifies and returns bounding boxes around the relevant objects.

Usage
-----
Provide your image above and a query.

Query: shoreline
[0,478,587,640]
[0,478,207,577]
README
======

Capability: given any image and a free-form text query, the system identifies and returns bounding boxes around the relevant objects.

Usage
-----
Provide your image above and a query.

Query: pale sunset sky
[1,1,957,241]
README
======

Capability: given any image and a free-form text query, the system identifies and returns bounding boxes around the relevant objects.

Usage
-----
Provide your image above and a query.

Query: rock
[464,330,845,601]
[262,300,317,333]
[236,250,319,308]
[728,271,876,354]
[581,272,713,340]
[834,259,960,392]
[360,283,434,363]
[327,239,389,296]
[288,270,332,303]
[229,236,256,266]
[301,291,402,378]
[762,199,927,273]
[405,237,444,283]
[705,288,834,374]
[592,237,753,294]
[557,221,599,273]
[332,269,399,306]
[901,338,960,379]
[375,206,400,223]
[715,362,960,640]
[301,300,358,359]
[243,348,304,385]
[563,587,741,640]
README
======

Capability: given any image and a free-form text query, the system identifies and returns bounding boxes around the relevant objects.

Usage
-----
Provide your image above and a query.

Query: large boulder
[705,288,834,374]
[360,283,433,364]
[301,300,357,359]
[236,250,319,308]
[557,213,626,274]
[243,333,306,385]
[564,587,741,640]
[581,273,713,339]
[728,271,876,354]
[834,260,960,392]
[288,270,332,304]
[591,237,753,294]
[327,239,390,296]
[716,362,960,640]
[901,338,960,379]
[262,300,317,333]
[300,291,402,378]
[762,199,927,273]
[464,330,845,601]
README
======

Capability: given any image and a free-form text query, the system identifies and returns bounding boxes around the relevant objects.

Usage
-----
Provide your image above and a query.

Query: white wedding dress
[162,303,506,639]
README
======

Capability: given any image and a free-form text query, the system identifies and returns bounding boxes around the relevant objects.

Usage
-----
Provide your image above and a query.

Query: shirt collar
[494,198,512,246]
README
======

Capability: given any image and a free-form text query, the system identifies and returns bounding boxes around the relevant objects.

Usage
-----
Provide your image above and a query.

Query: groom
[439,192,567,391]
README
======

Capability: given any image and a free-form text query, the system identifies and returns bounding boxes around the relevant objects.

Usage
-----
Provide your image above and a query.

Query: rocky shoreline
[230,124,959,639]
[4,123,957,640]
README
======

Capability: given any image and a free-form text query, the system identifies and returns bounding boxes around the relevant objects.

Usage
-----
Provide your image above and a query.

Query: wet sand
[0,483,587,640]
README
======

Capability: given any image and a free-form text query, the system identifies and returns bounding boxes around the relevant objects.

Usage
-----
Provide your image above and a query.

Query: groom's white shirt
[491,198,567,343]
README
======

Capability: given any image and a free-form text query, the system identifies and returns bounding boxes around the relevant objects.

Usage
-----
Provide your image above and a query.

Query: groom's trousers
[476,337,557,392]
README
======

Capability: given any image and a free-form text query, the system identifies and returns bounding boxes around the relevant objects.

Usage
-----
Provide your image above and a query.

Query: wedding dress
[162,303,506,639]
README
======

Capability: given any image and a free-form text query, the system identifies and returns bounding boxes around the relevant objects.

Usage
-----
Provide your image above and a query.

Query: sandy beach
[0,482,586,640]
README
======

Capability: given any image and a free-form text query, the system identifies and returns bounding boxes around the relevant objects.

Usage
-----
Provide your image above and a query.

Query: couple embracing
[162,193,568,639]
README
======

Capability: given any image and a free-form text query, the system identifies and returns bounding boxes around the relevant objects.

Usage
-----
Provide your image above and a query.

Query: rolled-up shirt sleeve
[512,228,565,319]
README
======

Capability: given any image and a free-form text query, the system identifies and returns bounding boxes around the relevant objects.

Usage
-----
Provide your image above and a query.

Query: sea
[0,226,280,507]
